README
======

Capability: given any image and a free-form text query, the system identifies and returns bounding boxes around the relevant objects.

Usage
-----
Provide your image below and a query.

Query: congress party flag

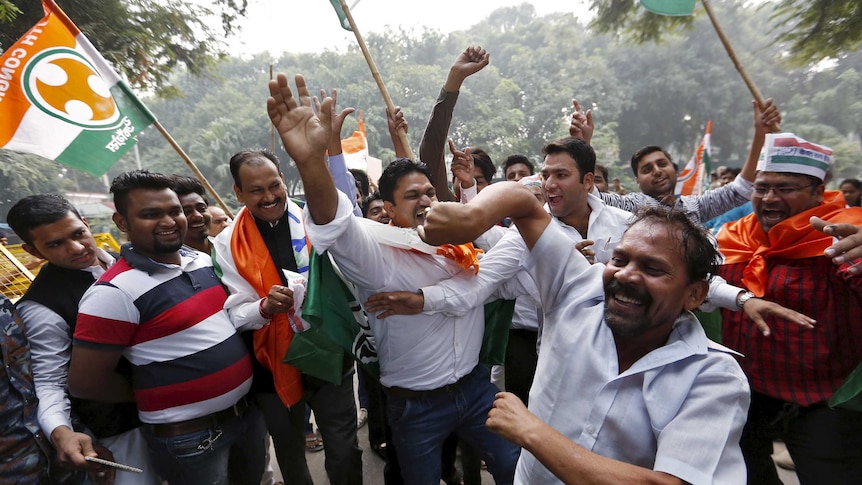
[341,110,368,172]
[640,0,696,16]
[0,0,156,176]
[675,120,711,196]
[328,0,352,31]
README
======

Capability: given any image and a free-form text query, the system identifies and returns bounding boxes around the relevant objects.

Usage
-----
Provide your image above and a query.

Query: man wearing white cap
[716,133,862,484]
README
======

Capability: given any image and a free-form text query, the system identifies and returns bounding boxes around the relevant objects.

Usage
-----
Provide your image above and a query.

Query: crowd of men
[2,45,861,485]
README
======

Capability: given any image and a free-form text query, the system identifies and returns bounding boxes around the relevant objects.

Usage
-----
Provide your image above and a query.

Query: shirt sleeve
[523,221,605,313]
[418,88,458,202]
[693,176,753,222]
[421,230,537,315]
[304,191,394,290]
[598,190,651,214]
[700,275,744,312]
[17,301,74,440]
[74,284,139,349]
[212,231,271,332]
[328,153,362,217]
[652,359,750,484]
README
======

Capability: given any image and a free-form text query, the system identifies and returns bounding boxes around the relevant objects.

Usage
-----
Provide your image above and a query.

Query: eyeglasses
[752,184,815,197]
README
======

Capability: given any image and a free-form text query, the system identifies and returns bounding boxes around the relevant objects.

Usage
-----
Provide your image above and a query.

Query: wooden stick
[152,120,234,218]
[338,0,415,160]
[700,0,779,130]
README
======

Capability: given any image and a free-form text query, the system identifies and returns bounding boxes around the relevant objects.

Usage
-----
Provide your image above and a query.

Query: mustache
[604,278,652,306]
[258,197,283,207]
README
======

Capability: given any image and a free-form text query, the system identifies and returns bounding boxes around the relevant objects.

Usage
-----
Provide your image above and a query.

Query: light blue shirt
[517,221,751,484]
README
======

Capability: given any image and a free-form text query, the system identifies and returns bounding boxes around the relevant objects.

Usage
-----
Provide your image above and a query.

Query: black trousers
[741,391,862,485]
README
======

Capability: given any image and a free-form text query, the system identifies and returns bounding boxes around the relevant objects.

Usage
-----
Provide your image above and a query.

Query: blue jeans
[386,365,519,485]
[142,404,267,485]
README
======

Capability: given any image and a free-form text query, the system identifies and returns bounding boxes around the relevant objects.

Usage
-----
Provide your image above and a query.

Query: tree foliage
[1,1,860,214]
[589,0,862,66]
[1,0,248,96]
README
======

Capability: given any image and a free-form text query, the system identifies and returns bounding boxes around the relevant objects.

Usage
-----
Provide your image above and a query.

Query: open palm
[267,74,332,164]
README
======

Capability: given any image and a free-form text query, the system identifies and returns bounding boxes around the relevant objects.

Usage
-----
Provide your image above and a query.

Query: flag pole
[152,121,235,218]
[337,0,415,160]
[700,0,778,127]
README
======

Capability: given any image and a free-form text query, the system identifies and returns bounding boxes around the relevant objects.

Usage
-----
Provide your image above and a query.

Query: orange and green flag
[675,120,712,196]
[0,0,156,176]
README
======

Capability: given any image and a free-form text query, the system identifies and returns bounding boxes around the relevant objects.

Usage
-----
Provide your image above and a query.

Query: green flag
[829,363,862,412]
[328,0,352,31]
[640,0,696,16]
[288,250,378,385]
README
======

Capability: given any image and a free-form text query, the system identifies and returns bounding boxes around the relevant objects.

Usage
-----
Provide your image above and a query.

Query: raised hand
[568,99,594,144]
[813,216,862,274]
[387,106,408,135]
[754,98,781,136]
[267,74,332,166]
[445,46,490,91]
[448,139,475,188]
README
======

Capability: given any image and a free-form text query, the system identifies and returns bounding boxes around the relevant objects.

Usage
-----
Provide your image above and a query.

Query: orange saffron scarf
[230,206,304,407]
[718,191,862,296]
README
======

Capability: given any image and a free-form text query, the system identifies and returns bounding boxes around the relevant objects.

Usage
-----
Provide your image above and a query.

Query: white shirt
[17,248,114,440]
[305,191,485,390]
[421,193,633,316]
[517,221,750,484]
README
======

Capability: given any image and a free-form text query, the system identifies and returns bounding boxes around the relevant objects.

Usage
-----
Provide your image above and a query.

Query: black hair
[349,168,370,198]
[361,192,383,218]
[110,170,175,217]
[171,174,207,199]
[595,164,609,182]
[542,136,596,183]
[229,149,281,190]
[8,194,82,245]
[378,159,432,203]
[501,154,535,177]
[469,148,496,182]
[840,178,862,190]
[630,146,677,176]
[628,206,720,283]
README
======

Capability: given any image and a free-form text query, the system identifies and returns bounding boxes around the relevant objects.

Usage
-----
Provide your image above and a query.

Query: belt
[383,370,474,400]
[143,396,249,438]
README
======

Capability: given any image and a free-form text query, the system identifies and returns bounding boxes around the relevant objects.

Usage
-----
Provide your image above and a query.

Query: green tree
[589,0,862,66]
[1,0,248,96]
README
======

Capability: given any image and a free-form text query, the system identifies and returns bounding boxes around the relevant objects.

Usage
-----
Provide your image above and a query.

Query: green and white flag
[0,0,156,176]
[328,0,353,31]
[640,0,696,16]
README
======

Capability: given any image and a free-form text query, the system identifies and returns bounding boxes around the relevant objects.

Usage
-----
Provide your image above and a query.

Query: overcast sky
[229,0,592,56]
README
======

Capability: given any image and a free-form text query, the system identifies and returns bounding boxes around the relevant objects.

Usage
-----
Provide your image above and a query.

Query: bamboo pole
[270,64,276,152]
[338,0,415,160]
[152,121,235,218]
[701,0,779,130]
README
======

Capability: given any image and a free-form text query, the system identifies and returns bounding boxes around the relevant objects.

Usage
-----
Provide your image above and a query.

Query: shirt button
[586,425,596,435]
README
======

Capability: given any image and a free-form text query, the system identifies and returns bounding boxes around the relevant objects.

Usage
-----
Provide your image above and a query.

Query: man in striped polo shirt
[68,170,267,485]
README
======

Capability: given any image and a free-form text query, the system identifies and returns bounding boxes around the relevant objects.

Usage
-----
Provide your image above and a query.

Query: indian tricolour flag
[0,0,156,176]
[675,120,711,196]
[341,110,368,171]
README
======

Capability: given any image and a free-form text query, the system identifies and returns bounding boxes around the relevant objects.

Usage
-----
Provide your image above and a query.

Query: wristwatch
[736,290,756,310]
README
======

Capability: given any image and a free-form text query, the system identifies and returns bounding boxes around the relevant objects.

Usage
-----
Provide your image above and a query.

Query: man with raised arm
[417,181,751,484]
[419,46,490,201]
[267,74,519,484]
[589,100,782,224]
